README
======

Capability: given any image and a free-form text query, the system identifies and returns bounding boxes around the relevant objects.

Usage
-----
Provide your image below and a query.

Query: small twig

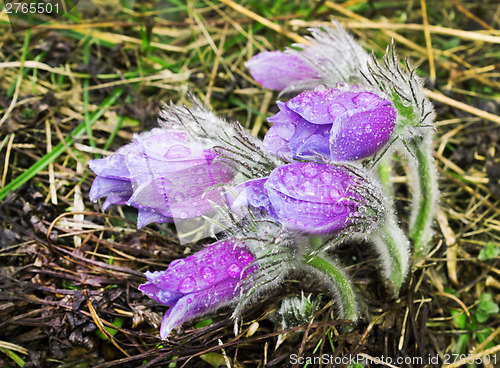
[420,0,436,84]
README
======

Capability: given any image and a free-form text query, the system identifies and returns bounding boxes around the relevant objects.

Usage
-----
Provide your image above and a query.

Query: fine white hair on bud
[277,291,322,329]
[292,21,371,90]
[158,98,284,179]
[361,42,436,140]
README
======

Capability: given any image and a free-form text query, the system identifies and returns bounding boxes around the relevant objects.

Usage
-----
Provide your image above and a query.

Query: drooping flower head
[139,239,256,339]
[89,128,234,228]
[232,162,382,234]
[245,51,321,91]
[245,23,370,94]
[263,87,396,162]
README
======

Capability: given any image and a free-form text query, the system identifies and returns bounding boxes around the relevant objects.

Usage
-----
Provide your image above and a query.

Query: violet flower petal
[89,127,235,226]
[102,194,130,210]
[266,189,354,233]
[262,126,293,159]
[88,143,136,180]
[329,105,396,161]
[89,177,133,202]
[288,120,330,157]
[139,239,257,339]
[137,208,173,228]
[286,89,345,125]
[295,134,331,158]
[267,101,302,126]
[230,178,274,216]
[263,162,363,233]
[126,130,234,222]
[144,240,255,294]
[245,51,320,90]
[264,88,396,161]
[159,279,240,339]
[127,180,173,218]
[138,282,182,306]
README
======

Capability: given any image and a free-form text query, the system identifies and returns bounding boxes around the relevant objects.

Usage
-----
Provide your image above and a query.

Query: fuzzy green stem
[376,153,393,198]
[371,217,410,294]
[408,136,438,260]
[303,253,357,321]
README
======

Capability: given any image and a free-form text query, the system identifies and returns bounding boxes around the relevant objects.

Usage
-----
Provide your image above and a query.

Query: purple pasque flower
[263,87,396,161]
[245,51,320,91]
[88,143,137,211]
[139,239,256,339]
[89,128,234,228]
[233,162,374,234]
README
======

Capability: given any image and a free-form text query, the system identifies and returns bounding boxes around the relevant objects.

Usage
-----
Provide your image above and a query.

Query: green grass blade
[83,37,96,152]
[0,348,25,367]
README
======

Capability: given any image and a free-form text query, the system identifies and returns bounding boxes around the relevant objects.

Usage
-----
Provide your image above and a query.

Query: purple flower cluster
[88,25,407,339]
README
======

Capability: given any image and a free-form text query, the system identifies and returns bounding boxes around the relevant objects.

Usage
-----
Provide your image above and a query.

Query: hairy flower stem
[371,216,410,294]
[376,153,394,198]
[407,135,438,260]
[303,252,357,322]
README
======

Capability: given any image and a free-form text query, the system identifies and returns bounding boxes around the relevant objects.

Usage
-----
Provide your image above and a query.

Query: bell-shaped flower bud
[233,162,381,234]
[263,87,396,161]
[245,51,320,91]
[139,239,256,339]
[89,128,234,228]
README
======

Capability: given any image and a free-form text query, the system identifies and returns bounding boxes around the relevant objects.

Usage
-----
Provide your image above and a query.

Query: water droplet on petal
[186,298,192,304]
[188,186,200,197]
[352,92,378,107]
[303,163,318,178]
[178,210,189,219]
[227,263,242,278]
[283,171,298,185]
[320,171,333,184]
[330,188,340,199]
[165,145,191,159]
[173,191,185,202]
[236,249,253,264]
[299,181,315,196]
[178,277,196,293]
[314,84,329,91]
[202,266,216,283]
[328,103,347,118]
[158,290,176,302]
[335,82,349,91]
